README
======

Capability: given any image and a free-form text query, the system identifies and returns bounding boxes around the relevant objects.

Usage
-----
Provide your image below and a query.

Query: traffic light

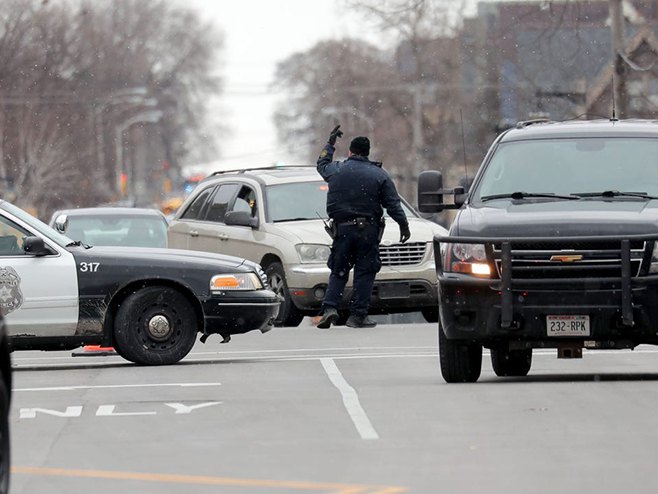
[120,172,128,196]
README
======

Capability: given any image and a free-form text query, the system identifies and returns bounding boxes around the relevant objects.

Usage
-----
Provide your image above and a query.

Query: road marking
[11,466,408,493]
[13,347,658,370]
[10,346,435,362]
[320,358,379,440]
[14,382,222,392]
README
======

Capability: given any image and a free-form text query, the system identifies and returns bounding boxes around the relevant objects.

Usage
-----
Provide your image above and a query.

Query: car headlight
[210,273,263,291]
[296,244,330,263]
[443,243,491,277]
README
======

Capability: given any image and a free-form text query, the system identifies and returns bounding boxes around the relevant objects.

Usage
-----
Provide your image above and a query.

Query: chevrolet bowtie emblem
[550,254,583,262]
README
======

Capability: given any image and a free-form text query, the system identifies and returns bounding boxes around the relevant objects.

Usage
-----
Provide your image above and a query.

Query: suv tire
[265,262,304,327]
[490,347,532,377]
[438,323,482,383]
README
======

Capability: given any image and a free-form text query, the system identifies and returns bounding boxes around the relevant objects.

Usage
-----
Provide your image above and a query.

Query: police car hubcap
[147,315,172,341]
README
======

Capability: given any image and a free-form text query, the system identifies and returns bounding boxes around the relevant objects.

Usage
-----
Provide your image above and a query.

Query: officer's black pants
[323,223,382,317]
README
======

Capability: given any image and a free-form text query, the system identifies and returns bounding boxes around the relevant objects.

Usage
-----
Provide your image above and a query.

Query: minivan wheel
[265,262,304,327]
[421,307,439,323]
[438,322,482,383]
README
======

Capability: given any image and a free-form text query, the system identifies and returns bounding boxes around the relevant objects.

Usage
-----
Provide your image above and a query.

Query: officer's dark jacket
[316,143,408,227]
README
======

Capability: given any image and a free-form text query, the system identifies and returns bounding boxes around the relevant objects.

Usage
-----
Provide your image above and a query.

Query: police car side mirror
[224,210,259,229]
[23,236,53,257]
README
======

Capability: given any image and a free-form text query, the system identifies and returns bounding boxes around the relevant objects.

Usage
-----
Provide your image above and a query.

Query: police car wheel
[114,287,197,365]
[265,262,304,327]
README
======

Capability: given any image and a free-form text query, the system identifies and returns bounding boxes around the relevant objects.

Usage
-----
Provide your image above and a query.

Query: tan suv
[167,165,447,326]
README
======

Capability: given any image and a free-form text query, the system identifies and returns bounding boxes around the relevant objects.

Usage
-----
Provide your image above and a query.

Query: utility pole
[610,0,627,118]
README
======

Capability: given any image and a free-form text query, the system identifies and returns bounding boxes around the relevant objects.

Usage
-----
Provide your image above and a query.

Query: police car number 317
[79,262,99,272]
[0,200,279,365]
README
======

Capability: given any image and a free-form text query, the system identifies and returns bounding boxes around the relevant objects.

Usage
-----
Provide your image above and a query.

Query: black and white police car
[0,200,279,365]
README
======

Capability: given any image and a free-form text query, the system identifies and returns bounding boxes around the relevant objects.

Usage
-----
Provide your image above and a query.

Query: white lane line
[320,357,379,440]
[14,382,222,392]
[10,346,436,362]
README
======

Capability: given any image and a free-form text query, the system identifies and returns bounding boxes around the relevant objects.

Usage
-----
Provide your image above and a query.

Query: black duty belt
[337,217,376,227]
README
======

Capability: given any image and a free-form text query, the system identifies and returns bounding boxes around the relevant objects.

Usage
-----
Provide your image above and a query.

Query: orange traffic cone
[71,345,117,357]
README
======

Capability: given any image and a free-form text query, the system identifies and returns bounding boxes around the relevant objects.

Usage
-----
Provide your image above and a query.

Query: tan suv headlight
[296,244,331,263]
[210,273,263,291]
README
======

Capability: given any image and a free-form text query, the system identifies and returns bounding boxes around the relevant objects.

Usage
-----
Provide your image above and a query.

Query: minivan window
[205,184,240,223]
[181,186,214,220]
[266,181,416,222]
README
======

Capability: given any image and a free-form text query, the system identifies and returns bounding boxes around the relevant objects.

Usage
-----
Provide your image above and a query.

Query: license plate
[546,315,590,336]
[378,283,410,299]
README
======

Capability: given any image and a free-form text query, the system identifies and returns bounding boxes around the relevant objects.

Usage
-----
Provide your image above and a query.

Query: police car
[0,200,279,365]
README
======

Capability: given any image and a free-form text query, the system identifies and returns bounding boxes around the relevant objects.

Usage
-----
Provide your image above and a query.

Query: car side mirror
[23,236,52,256]
[224,210,259,228]
[54,214,68,233]
[417,170,465,212]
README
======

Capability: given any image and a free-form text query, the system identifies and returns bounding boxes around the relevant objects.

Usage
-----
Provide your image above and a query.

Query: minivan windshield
[266,181,416,222]
[473,138,658,202]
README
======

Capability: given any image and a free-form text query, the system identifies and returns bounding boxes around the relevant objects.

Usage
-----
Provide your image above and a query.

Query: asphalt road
[8,321,658,494]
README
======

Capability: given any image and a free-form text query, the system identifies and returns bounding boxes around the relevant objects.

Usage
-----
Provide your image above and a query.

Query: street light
[94,88,157,173]
[114,110,163,199]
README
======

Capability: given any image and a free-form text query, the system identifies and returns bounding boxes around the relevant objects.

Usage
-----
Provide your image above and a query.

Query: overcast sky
[186,0,374,174]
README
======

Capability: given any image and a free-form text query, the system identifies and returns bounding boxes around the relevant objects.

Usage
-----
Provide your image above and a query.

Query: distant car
[0,314,10,494]
[49,207,168,248]
[167,165,447,327]
[0,200,279,365]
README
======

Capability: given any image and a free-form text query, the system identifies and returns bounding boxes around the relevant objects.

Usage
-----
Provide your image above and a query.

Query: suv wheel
[491,346,532,377]
[265,262,304,327]
[438,322,482,383]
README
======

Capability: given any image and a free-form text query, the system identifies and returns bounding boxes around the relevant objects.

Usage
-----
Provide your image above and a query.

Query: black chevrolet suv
[418,119,658,382]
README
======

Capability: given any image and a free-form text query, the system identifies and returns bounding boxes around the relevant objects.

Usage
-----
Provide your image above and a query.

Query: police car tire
[0,379,9,494]
[265,262,304,327]
[114,287,197,366]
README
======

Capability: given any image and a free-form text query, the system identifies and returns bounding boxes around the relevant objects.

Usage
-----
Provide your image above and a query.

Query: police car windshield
[1,201,74,247]
[472,137,658,203]
[266,181,416,222]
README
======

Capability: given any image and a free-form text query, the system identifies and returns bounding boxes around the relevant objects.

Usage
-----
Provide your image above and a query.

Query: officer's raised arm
[316,125,343,180]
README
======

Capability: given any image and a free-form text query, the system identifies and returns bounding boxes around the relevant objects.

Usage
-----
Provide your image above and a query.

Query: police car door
[0,210,78,337]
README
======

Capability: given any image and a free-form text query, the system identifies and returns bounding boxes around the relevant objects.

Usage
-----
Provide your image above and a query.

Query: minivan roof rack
[208,164,313,177]
[515,118,551,129]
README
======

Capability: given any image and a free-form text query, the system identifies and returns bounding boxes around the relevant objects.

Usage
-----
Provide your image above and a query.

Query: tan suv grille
[380,242,426,266]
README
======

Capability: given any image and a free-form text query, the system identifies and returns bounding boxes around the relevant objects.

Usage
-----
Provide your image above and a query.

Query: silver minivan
[168,165,447,326]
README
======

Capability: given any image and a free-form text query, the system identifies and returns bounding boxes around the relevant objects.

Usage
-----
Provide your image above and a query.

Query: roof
[499,119,658,142]
[52,207,166,218]
[203,165,322,186]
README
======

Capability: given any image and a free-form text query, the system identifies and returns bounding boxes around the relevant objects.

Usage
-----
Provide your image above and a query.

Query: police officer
[316,125,411,329]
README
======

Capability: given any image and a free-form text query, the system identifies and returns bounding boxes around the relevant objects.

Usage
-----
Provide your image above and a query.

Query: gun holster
[324,219,337,239]
[378,217,385,242]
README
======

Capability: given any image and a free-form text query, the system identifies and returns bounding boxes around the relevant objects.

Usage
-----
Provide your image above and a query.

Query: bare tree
[0,0,224,217]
